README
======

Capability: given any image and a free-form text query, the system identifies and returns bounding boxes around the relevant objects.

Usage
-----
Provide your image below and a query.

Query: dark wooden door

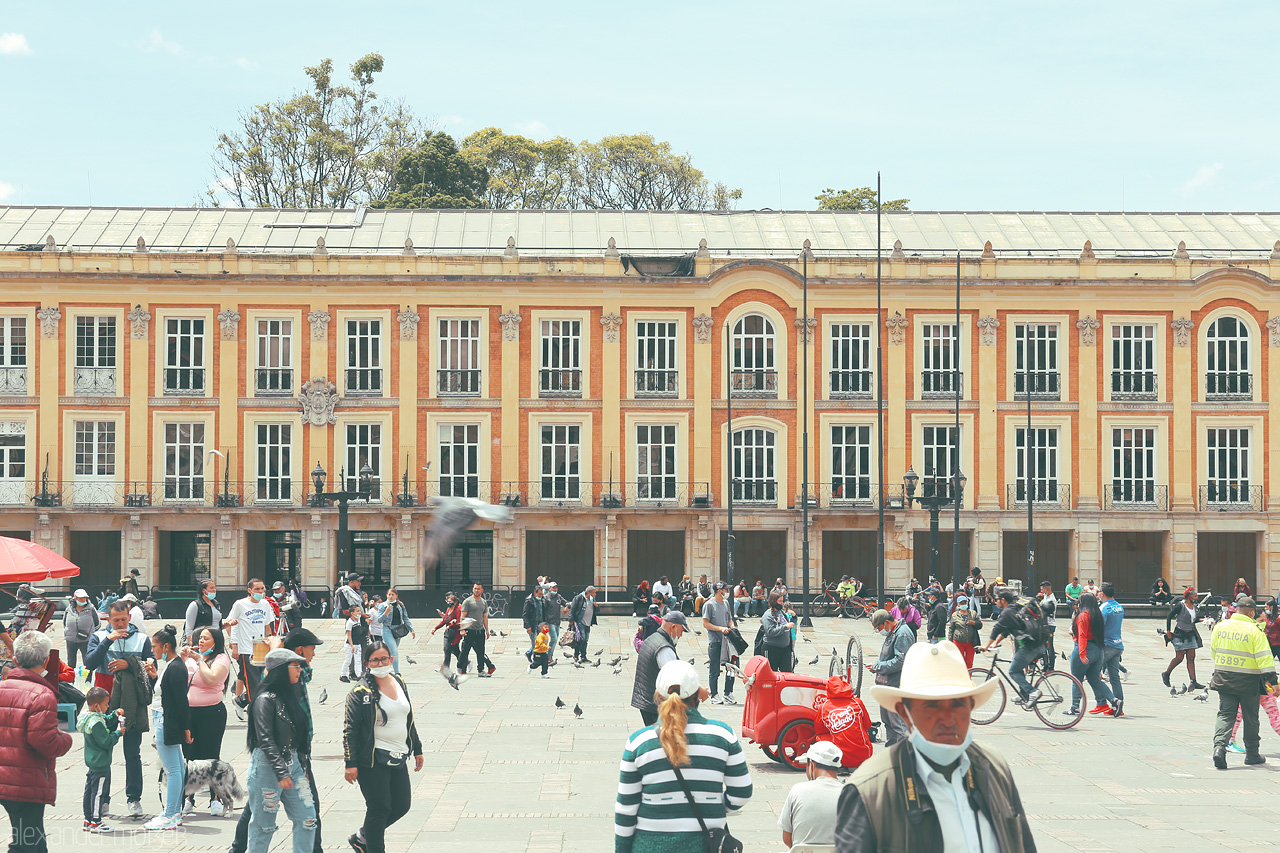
[70,531,121,596]
[1003,531,1070,596]
[626,530,685,590]
[821,531,877,586]
[527,530,595,590]
[719,530,787,587]
[1197,532,1257,598]
[912,531,971,589]
[1102,531,1165,597]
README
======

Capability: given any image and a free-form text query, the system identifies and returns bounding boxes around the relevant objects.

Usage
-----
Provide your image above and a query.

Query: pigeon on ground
[1169,688,1178,696]
[1195,690,1209,702]
[808,656,819,666]
[489,631,497,638]
[612,665,622,675]
[573,703,583,718]
[800,633,812,643]
[573,661,584,669]
[563,652,574,659]
[555,697,565,708]
[831,647,839,658]
[695,630,702,635]
[317,688,328,705]
[1179,684,1188,695]
[406,657,417,665]
[608,656,621,667]
[594,650,603,657]
[592,659,602,668]
[1059,651,1069,661]
[687,658,696,667]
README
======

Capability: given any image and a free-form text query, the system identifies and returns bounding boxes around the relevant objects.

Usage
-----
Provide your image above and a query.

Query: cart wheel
[776,719,817,770]
[760,743,785,764]
[845,635,864,695]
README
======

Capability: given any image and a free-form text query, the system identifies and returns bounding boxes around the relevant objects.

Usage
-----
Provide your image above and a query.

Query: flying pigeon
[320,600,328,617]
[317,688,328,705]
[555,697,565,708]
[573,703,583,719]
[808,656,820,666]
[423,496,514,570]
[594,650,603,656]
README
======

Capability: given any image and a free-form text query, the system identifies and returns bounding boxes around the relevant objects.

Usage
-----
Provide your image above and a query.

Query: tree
[370,131,488,209]
[207,53,426,208]
[815,187,910,211]
[460,128,578,209]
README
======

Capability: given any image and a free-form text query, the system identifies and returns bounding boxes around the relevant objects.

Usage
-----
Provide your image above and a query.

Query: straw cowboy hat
[870,639,1001,709]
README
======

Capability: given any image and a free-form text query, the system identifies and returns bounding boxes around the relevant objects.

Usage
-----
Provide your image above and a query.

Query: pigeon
[573,661,584,669]
[406,657,418,665]
[1170,688,1178,696]
[594,650,603,657]
[317,688,328,705]
[1059,651,1069,662]
[695,630,702,636]
[612,665,623,675]
[608,656,622,667]
[1178,684,1188,695]
[555,697,565,708]
[563,652,574,660]
[800,633,812,643]
[1195,690,1209,702]
[592,659,602,668]
[808,655,820,666]
[573,703,583,718]
[831,647,839,658]
[687,657,696,667]
[489,631,497,638]
[500,631,508,638]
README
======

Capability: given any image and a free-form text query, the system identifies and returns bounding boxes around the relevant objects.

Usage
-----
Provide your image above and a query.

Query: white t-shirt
[150,657,171,716]
[373,682,411,755]
[777,776,842,846]
[227,597,276,653]
[130,605,146,633]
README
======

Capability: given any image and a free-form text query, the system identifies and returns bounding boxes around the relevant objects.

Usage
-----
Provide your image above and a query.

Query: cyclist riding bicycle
[980,592,1048,708]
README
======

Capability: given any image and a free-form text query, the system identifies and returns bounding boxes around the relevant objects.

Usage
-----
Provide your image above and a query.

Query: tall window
[255,319,293,395]
[731,428,776,502]
[256,424,292,502]
[439,424,479,498]
[921,425,959,497]
[164,318,205,394]
[921,323,960,396]
[1111,427,1156,503]
[1014,324,1059,398]
[540,424,580,500]
[1111,324,1156,398]
[1015,426,1059,503]
[346,319,383,395]
[164,423,205,500]
[0,317,27,395]
[830,424,871,502]
[1207,427,1251,503]
[731,314,777,395]
[1206,316,1251,398]
[636,424,677,500]
[345,424,382,497]
[0,426,25,505]
[540,320,582,395]
[635,321,678,395]
[438,319,481,395]
[74,316,116,396]
[830,323,872,396]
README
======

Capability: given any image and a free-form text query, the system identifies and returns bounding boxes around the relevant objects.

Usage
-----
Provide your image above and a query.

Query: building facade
[1,207,1279,599]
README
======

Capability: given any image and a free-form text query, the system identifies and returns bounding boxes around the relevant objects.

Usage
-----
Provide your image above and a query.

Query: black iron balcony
[540,368,582,396]
[1111,371,1158,400]
[830,369,872,397]
[0,366,27,395]
[730,480,778,503]
[163,367,205,396]
[1007,483,1072,510]
[73,366,116,396]
[254,368,293,396]
[921,372,963,397]
[345,368,383,396]
[1206,373,1253,400]
[1015,372,1060,400]
[730,369,777,397]
[1200,483,1263,511]
[634,369,678,396]
[438,369,481,395]
[817,483,906,508]
[1103,483,1167,511]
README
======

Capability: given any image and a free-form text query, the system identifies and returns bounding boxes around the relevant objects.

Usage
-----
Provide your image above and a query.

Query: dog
[158,759,245,816]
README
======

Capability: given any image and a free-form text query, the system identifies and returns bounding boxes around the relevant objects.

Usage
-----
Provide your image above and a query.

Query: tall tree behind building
[815,187,910,211]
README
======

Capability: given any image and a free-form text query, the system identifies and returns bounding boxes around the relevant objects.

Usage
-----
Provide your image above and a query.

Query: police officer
[1210,596,1278,769]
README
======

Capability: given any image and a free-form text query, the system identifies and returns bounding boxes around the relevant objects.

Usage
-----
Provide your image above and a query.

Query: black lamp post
[904,465,966,593]
[310,462,373,584]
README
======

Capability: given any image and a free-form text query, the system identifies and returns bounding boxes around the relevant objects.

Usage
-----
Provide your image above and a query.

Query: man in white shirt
[119,593,146,632]
[779,740,844,848]
[226,578,276,713]
[652,576,673,600]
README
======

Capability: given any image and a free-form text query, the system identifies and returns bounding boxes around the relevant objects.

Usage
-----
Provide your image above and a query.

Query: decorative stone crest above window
[307,311,331,340]
[128,305,151,340]
[36,307,60,339]
[1267,316,1280,348]
[299,377,339,427]
[1172,316,1194,347]
[977,315,1000,346]
[397,308,421,341]
[794,316,817,344]
[217,309,241,341]
[600,313,623,343]
[885,311,909,346]
[499,312,522,342]
[1076,315,1100,347]
[692,314,714,344]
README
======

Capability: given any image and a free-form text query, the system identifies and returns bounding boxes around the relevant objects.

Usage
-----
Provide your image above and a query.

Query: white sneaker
[209,801,225,817]
[181,797,195,815]
[127,801,143,817]
[527,666,534,674]
[541,673,551,679]
[708,695,724,705]
[723,694,738,705]
[143,815,180,831]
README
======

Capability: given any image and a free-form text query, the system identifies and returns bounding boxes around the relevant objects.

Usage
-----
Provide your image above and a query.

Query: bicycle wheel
[846,635,864,695]
[1032,670,1085,730]
[808,594,831,618]
[968,667,1006,725]
[849,598,870,619]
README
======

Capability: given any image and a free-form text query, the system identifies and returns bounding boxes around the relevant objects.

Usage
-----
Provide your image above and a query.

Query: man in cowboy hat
[835,640,1037,853]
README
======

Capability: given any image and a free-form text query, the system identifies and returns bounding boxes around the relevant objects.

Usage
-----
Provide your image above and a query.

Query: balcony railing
[469,481,711,508]
[345,368,383,396]
[730,480,777,503]
[730,369,777,397]
[921,372,963,397]
[254,368,294,396]
[830,370,872,397]
[1102,483,1168,511]
[0,367,27,395]
[438,369,481,396]
[1200,483,1263,511]
[163,367,205,396]
[1206,373,1253,400]
[634,369,678,396]
[1014,372,1060,400]
[1007,483,1072,510]
[816,483,906,508]
[74,366,116,396]
[540,368,582,396]
[1111,371,1158,400]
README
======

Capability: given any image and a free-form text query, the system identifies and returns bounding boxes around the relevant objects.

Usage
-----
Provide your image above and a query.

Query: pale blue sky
[1,1,1275,211]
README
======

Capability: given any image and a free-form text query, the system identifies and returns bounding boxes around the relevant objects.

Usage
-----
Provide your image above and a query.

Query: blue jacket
[84,623,149,675]
[1100,598,1124,650]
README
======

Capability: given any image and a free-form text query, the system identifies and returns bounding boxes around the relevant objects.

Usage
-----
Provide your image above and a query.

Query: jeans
[572,623,591,662]
[1216,690,1261,751]
[880,705,909,745]
[1070,641,1115,710]
[734,598,750,618]
[751,599,765,617]
[381,628,401,673]
[65,640,88,669]
[122,726,142,803]
[548,624,560,653]
[153,710,186,819]
[708,636,735,697]
[238,653,263,700]
[356,760,413,853]
[1009,644,1045,699]
[0,799,46,853]
[232,758,321,853]
[247,749,316,853]
[1102,646,1125,704]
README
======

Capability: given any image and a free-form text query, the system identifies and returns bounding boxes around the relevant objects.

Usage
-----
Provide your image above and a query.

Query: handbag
[726,627,748,656]
[669,763,743,853]
[558,624,579,647]
[389,605,411,639]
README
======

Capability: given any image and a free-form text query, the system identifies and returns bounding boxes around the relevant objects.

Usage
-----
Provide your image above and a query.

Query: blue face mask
[160,652,169,663]
[252,592,264,602]
[903,705,973,767]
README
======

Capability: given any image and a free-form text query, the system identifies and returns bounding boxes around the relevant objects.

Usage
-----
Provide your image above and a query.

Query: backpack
[633,615,661,651]
[1015,603,1046,647]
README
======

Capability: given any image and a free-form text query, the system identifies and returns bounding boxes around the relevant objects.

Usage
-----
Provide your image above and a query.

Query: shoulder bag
[669,763,743,853]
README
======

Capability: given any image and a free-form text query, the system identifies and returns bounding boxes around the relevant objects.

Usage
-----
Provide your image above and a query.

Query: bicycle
[968,648,1085,730]
[808,584,876,619]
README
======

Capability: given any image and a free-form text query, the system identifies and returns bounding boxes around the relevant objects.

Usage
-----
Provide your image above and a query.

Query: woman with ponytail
[615,660,753,853]
[142,624,191,831]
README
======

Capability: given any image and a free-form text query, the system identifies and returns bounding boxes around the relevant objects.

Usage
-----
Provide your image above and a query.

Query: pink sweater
[185,653,232,707]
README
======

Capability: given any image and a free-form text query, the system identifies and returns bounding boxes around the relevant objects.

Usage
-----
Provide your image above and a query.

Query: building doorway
[1102,532,1165,597]
[911,530,971,589]
[1198,532,1257,598]
[246,531,303,588]
[159,531,211,588]
[433,529,493,588]
[821,531,877,587]
[1002,531,1070,595]
[526,530,595,591]
[719,530,787,588]
[69,531,121,597]
[352,532,391,586]
[626,530,685,591]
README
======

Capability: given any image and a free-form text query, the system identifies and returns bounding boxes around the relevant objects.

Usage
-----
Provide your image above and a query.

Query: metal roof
[3,206,1280,258]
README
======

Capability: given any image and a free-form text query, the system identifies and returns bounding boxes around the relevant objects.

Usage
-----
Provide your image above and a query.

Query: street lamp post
[725,322,735,588]
[903,466,966,593]
[310,462,373,584]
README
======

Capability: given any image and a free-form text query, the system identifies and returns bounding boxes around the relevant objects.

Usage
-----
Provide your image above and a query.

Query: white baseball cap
[655,660,700,700]
[797,740,844,769]
[73,589,89,600]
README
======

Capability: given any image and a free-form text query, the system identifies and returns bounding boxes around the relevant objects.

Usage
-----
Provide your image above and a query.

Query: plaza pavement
[36,609,1280,852]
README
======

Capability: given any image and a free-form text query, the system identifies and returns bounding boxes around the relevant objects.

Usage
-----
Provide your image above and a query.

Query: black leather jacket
[249,688,304,781]
[343,674,423,769]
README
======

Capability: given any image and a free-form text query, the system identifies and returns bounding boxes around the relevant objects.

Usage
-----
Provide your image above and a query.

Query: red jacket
[0,668,73,804]
[814,676,873,769]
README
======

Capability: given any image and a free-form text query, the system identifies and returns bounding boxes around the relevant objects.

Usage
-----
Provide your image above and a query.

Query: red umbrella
[0,536,80,583]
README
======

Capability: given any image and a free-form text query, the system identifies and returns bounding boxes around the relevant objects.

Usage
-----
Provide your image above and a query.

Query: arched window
[1206,316,1251,398]
[731,314,777,396]
[731,428,776,502]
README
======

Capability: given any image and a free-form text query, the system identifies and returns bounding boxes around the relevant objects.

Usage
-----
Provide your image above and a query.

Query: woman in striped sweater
[615,660,753,853]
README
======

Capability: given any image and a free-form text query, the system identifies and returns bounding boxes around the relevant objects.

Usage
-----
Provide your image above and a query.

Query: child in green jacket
[76,686,124,832]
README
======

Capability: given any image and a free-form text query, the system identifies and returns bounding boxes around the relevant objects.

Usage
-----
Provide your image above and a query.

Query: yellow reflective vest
[1210,613,1278,694]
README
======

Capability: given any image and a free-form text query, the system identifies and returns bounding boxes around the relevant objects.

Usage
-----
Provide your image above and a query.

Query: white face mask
[902,705,973,767]
[369,665,394,679]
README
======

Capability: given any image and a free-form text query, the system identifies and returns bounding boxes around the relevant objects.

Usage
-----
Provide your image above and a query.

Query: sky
[1,0,1277,212]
